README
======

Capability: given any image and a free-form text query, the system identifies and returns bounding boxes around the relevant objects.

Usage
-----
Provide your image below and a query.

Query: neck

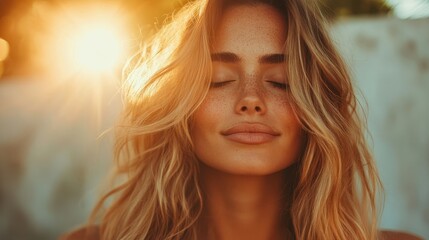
[198,164,296,240]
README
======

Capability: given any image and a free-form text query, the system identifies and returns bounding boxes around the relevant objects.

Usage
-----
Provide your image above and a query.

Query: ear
[380,230,423,240]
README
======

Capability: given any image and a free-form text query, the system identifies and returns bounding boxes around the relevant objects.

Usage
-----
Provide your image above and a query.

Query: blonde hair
[90,0,383,239]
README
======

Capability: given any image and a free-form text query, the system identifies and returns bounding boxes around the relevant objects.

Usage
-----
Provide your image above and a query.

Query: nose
[235,85,266,115]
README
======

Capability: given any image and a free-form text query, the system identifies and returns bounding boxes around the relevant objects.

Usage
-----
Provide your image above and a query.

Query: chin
[199,152,296,176]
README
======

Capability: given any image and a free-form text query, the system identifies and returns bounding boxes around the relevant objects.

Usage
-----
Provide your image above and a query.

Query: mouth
[221,123,280,145]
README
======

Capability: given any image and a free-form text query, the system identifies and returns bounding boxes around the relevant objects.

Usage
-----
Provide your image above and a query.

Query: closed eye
[267,81,289,90]
[210,80,235,88]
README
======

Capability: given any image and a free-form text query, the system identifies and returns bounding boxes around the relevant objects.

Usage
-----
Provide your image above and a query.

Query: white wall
[0,17,428,239]
[332,17,429,238]
[0,78,120,239]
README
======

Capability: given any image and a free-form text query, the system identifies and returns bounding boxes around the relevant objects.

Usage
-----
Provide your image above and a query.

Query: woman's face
[191,4,304,176]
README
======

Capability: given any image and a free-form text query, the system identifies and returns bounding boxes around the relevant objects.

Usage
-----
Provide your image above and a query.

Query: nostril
[241,106,248,111]
[255,106,261,112]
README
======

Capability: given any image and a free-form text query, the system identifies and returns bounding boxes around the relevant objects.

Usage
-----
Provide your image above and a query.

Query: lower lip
[224,133,277,145]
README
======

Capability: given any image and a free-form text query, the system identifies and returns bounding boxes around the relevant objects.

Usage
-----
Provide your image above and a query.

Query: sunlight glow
[0,38,9,62]
[0,38,9,78]
[45,3,131,78]
[67,22,126,74]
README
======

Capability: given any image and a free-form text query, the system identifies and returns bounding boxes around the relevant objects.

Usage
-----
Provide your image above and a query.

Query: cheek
[191,93,228,143]
[190,96,220,168]
[193,94,223,128]
[278,103,301,141]
[270,88,292,106]
[269,96,303,154]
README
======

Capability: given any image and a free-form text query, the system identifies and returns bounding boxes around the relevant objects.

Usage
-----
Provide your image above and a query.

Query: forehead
[213,4,287,53]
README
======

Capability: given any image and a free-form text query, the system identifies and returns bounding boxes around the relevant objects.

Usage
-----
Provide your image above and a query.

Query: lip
[221,123,280,145]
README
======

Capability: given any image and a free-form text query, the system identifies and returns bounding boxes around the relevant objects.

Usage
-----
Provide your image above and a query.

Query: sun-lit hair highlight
[89,0,383,239]
[282,1,383,239]
[89,1,217,239]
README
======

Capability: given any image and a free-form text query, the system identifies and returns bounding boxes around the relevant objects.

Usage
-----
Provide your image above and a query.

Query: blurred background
[0,0,428,239]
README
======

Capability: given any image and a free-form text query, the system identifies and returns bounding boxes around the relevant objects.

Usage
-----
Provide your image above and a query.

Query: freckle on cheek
[205,94,229,115]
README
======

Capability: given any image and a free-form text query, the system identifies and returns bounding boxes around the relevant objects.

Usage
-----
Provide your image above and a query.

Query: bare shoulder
[59,225,100,240]
[380,230,424,240]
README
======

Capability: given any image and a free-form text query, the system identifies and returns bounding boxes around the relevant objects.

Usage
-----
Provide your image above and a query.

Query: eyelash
[209,80,289,90]
[210,80,235,88]
[267,81,289,90]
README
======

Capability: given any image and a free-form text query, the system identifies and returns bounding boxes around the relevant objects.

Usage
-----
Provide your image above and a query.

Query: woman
[63,0,421,239]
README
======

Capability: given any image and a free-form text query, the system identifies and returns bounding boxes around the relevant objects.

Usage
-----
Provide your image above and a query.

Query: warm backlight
[45,3,130,78]
[67,22,126,74]
[0,38,9,62]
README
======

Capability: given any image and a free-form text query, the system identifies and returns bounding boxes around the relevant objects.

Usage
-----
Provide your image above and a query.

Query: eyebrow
[211,52,286,64]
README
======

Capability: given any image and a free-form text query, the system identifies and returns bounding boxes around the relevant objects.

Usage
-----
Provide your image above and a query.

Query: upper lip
[221,122,281,136]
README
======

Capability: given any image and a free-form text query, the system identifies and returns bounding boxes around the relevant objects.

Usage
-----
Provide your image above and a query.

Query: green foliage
[318,0,392,19]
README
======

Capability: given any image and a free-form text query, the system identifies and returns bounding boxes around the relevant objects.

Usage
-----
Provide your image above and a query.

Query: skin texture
[190,4,302,240]
[191,3,303,177]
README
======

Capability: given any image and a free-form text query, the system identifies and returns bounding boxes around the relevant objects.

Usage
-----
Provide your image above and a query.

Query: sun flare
[67,22,126,74]
[45,3,131,78]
